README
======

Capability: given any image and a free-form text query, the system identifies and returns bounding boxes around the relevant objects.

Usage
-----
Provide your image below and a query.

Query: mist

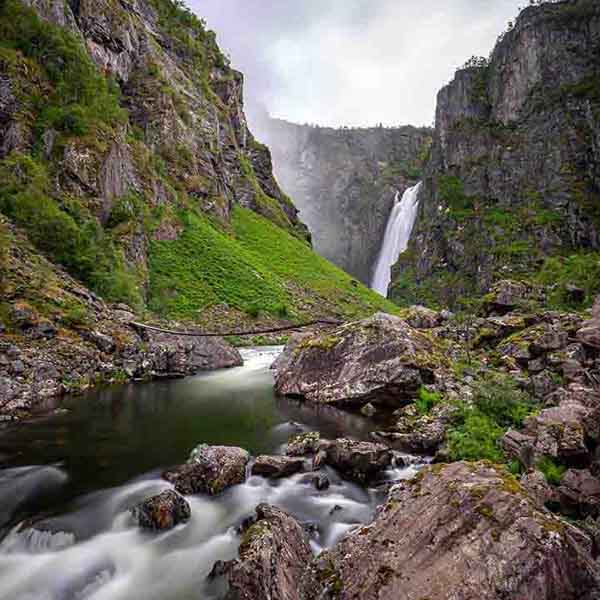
[191,0,524,129]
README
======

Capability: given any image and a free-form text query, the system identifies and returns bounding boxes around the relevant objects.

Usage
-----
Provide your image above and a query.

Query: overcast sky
[191,1,525,128]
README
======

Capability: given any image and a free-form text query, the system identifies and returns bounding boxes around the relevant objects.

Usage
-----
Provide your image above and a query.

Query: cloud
[190,0,524,128]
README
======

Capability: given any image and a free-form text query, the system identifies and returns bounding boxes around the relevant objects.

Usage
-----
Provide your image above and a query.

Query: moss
[476,503,495,519]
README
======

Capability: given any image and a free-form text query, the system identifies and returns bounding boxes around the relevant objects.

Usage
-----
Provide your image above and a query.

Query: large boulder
[132,490,190,531]
[225,504,313,600]
[324,439,392,484]
[306,462,600,600]
[163,445,249,495]
[144,330,242,377]
[273,313,447,408]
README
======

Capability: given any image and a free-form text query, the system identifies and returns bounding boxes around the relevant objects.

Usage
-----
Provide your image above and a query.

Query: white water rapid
[371,182,422,297]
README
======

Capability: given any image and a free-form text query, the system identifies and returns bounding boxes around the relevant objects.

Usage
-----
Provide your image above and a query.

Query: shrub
[448,412,504,462]
[537,457,566,486]
[472,375,535,428]
[415,387,442,415]
[438,176,474,213]
[447,376,536,463]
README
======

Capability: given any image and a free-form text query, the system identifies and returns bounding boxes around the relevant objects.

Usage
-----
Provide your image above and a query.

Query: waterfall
[371,182,422,297]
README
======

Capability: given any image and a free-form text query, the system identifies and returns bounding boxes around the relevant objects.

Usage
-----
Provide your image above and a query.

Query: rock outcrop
[255,115,431,284]
[308,462,600,600]
[163,444,249,495]
[225,504,313,600]
[274,312,448,408]
[392,0,600,309]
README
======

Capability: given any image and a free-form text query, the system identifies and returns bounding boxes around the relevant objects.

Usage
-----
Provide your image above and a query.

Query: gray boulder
[274,313,447,408]
[306,462,600,600]
[251,455,305,479]
[163,445,249,495]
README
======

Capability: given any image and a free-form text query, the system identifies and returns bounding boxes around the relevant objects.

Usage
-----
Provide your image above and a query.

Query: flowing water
[371,182,422,297]
[0,347,424,600]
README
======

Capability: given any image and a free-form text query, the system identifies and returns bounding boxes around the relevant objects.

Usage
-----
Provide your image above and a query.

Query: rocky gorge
[1,0,600,599]
[256,117,432,285]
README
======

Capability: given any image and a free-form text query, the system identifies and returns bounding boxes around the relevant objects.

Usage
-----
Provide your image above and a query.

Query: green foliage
[107,192,144,229]
[149,206,398,320]
[438,176,474,215]
[415,387,442,415]
[0,154,141,307]
[472,376,535,428]
[448,411,505,462]
[448,375,536,462]
[535,252,600,310]
[536,457,566,486]
[0,0,126,138]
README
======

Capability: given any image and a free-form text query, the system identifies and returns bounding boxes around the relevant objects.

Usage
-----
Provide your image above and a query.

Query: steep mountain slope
[256,117,431,285]
[392,0,600,310]
[0,0,395,328]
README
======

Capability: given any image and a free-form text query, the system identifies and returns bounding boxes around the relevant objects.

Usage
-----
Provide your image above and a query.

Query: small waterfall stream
[371,182,422,297]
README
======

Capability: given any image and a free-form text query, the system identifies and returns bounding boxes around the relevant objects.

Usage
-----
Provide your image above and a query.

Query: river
[0,347,423,600]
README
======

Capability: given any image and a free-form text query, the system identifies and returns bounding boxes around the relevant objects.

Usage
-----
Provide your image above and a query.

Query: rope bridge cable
[129,319,344,338]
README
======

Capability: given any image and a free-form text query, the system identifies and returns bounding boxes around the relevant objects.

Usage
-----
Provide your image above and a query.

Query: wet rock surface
[163,445,250,496]
[225,503,313,600]
[274,312,447,408]
[285,433,392,484]
[132,490,190,531]
[251,455,305,479]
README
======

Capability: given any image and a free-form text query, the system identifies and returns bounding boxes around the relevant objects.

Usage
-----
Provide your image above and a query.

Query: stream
[0,347,424,600]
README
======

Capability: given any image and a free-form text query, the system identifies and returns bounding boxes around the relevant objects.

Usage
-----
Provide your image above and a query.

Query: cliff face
[392,0,600,309]
[257,118,432,285]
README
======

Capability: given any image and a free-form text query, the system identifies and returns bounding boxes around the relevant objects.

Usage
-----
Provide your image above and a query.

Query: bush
[0,154,141,308]
[438,176,474,213]
[537,457,566,486]
[415,387,442,415]
[472,375,535,428]
[447,376,536,463]
[448,412,504,462]
[0,0,126,137]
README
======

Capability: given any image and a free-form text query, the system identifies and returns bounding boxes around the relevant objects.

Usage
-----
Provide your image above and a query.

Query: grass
[149,206,398,321]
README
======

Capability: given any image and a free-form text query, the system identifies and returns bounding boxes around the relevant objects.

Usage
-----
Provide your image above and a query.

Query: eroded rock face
[307,462,600,600]
[132,490,190,531]
[225,504,313,600]
[163,445,249,495]
[274,313,447,408]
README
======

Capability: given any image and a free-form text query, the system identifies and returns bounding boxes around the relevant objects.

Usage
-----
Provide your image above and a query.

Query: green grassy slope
[149,206,398,324]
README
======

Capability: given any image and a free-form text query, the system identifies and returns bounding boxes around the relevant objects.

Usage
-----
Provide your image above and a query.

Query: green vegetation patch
[448,375,537,462]
[149,206,397,320]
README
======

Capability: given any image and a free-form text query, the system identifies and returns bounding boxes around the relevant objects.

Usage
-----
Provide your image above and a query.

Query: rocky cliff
[392,0,600,310]
[256,117,432,285]
[0,0,398,418]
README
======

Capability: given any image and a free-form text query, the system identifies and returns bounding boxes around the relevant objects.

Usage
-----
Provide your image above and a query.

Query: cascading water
[371,182,422,297]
